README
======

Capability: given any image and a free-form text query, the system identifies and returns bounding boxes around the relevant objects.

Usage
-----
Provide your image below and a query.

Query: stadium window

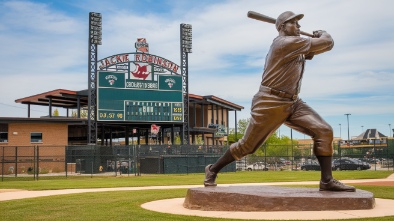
[0,123,7,142]
[31,132,43,143]
[0,132,7,143]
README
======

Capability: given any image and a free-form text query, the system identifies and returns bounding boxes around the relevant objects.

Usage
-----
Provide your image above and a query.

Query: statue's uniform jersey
[229,36,334,160]
[262,36,311,95]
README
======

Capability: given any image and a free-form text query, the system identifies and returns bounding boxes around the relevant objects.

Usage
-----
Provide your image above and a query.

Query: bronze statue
[205,11,355,192]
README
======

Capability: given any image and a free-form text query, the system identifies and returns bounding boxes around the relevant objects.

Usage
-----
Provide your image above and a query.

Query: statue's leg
[204,91,292,186]
[209,149,234,174]
[204,150,234,186]
[285,99,355,191]
[316,156,333,182]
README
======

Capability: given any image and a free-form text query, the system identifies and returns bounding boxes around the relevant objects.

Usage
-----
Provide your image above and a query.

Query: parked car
[247,162,269,171]
[381,158,394,167]
[300,161,321,171]
[366,158,380,164]
[332,158,370,171]
[279,158,291,165]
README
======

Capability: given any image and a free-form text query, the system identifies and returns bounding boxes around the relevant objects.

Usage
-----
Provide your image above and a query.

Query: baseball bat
[247,11,313,37]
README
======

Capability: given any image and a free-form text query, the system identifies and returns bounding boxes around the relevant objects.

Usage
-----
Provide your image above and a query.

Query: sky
[0,0,393,140]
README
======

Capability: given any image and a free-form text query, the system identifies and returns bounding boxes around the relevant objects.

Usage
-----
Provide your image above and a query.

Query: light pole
[373,139,377,171]
[345,114,351,144]
[389,124,392,137]
[339,124,342,139]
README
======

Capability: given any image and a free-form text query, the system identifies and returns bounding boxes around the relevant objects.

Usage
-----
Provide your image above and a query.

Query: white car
[246,162,269,171]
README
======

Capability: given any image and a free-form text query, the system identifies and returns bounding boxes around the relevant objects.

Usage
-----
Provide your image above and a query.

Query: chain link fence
[1,145,65,181]
[1,144,232,181]
[1,139,393,181]
[238,139,394,172]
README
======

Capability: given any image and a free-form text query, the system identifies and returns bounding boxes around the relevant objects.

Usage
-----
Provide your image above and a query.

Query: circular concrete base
[142,198,394,220]
[183,186,374,211]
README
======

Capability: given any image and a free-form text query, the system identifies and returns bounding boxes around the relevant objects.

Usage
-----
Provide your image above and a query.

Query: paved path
[1,174,393,201]
[1,174,394,220]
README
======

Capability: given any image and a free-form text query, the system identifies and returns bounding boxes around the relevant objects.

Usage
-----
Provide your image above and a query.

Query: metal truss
[181,50,189,144]
[180,24,192,144]
[88,43,98,144]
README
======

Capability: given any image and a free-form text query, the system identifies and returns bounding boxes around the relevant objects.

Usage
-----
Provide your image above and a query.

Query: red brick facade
[5,123,68,146]
[1,123,68,175]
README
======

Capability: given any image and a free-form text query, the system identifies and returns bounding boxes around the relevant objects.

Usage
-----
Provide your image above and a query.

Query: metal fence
[239,139,394,172]
[0,145,232,181]
[1,139,393,181]
[65,145,233,175]
[1,145,66,181]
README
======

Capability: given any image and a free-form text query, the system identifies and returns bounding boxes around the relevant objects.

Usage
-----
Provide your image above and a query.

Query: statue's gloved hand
[313,30,325,38]
[305,53,315,60]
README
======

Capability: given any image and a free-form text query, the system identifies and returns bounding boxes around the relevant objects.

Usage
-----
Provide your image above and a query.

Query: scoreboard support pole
[88,12,102,144]
[180,23,192,145]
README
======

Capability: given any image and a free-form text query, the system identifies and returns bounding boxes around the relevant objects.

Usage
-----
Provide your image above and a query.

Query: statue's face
[282,18,301,36]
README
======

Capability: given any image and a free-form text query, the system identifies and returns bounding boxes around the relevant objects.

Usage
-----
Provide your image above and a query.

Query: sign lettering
[98,53,179,74]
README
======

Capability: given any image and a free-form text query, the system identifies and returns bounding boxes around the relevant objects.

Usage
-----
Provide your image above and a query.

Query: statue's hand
[305,53,315,60]
[313,30,325,38]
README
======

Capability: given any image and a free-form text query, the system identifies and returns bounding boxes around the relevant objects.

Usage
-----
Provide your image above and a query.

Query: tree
[237,118,250,134]
[174,135,181,145]
[52,108,59,116]
[227,118,250,144]
[254,134,292,156]
[194,136,204,145]
[71,110,88,118]
[228,118,301,158]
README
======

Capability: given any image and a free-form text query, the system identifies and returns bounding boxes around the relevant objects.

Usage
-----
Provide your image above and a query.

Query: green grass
[1,186,394,221]
[1,171,393,221]
[1,170,392,190]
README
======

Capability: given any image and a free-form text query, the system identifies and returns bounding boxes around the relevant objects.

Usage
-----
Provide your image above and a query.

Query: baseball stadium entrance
[0,34,244,177]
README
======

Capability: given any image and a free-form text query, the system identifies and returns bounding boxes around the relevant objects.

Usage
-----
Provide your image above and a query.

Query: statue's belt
[260,85,298,101]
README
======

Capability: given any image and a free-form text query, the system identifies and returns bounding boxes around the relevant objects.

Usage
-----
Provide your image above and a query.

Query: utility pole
[345,114,351,144]
[339,124,341,139]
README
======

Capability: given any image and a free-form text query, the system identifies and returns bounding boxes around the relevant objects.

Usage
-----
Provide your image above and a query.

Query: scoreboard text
[97,71,183,122]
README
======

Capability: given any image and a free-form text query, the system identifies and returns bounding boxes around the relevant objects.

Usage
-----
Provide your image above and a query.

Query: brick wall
[7,123,68,146]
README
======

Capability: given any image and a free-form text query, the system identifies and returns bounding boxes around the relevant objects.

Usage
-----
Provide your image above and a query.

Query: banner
[151,124,160,135]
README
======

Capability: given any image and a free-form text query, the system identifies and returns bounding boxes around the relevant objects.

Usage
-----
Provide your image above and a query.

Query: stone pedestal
[183,186,375,211]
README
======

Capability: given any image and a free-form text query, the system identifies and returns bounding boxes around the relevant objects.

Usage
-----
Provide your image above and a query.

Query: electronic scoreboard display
[97,71,183,122]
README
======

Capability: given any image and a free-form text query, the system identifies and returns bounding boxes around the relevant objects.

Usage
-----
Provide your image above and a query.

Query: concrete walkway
[142,198,394,220]
[1,174,394,220]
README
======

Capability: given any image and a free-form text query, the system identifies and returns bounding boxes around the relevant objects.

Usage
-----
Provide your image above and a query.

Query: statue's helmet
[275,11,304,31]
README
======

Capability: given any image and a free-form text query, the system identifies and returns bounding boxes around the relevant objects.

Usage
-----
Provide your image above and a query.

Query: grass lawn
[1,171,393,221]
[1,170,392,190]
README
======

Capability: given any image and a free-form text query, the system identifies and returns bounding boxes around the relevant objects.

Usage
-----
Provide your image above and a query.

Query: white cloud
[2,1,81,34]
[0,0,393,138]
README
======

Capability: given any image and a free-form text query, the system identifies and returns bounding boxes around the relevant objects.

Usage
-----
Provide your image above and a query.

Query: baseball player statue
[204,11,355,192]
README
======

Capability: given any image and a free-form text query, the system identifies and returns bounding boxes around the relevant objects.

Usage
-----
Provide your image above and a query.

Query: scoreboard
[97,71,183,122]
[125,101,183,122]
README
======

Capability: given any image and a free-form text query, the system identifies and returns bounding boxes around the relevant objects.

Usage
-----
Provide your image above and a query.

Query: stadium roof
[14,89,244,117]
[15,89,88,108]
[354,129,387,140]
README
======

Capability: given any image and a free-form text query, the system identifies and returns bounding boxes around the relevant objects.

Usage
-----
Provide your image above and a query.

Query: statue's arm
[309,30,334,55]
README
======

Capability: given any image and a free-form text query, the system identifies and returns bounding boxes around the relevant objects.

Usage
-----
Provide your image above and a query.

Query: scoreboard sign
[97,38,184,123]
[98,71,183,122]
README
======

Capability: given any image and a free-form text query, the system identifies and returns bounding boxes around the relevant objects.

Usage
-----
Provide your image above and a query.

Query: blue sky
[0,0,393,139]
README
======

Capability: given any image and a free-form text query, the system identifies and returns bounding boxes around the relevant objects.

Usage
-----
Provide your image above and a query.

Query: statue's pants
[230,85,333,160]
